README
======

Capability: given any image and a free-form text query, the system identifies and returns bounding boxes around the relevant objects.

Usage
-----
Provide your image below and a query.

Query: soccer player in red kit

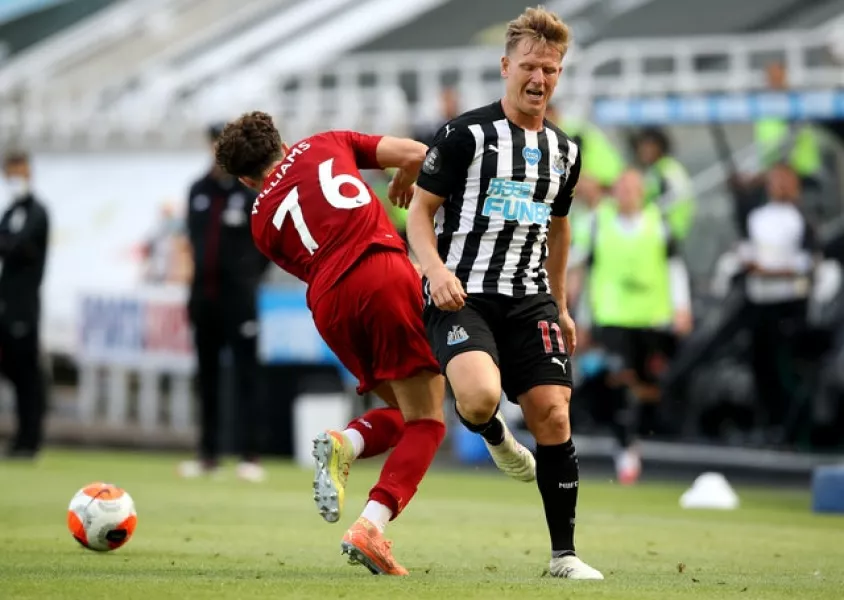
[215,112,445,576]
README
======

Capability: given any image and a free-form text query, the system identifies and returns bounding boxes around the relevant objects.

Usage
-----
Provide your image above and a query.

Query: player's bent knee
[453,388,501,424]
[456,398,500,425]
[446,351,501,424]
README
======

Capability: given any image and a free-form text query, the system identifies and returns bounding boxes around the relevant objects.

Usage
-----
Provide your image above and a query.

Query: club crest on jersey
[446,325,469,346]
[552,153,567,176]
[522,146,542,166]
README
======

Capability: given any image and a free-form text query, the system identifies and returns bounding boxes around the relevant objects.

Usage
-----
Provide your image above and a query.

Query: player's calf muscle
[520,387,572,444]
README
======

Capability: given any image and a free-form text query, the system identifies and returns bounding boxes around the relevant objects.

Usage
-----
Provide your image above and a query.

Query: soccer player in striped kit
[407,6,602,580]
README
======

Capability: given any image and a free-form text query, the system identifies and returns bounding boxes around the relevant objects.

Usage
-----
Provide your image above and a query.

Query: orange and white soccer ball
[67,482,137,552]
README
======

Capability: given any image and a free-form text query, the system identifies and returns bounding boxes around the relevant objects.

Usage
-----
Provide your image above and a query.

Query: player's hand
[428,265,466,311]
[387,179,415,209]
[559,309,577,356]
[673,309,693,337]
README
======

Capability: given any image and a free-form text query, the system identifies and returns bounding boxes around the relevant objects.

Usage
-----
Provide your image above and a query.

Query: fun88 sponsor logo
[481,178,550,225]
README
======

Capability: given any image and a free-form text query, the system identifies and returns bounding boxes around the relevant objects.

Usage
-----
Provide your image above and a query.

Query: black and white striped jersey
[416,101,581,298]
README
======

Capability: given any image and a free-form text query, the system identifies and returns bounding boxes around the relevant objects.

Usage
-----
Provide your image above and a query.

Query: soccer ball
[67,482,137,552]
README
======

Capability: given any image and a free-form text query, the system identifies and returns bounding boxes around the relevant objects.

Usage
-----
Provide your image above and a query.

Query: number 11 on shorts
[538,321,565,354]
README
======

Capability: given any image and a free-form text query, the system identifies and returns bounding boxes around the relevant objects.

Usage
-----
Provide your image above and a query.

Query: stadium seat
[811,464,844,514]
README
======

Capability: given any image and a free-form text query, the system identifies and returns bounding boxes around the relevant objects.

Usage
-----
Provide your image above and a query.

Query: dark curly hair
[632,127,671,155]
[215,111,283,180]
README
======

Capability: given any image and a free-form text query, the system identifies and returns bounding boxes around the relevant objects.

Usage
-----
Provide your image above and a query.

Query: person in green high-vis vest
[570,169,693,486]
[633,128,695,242]
[754,62,823,190]
[755,118,821,184]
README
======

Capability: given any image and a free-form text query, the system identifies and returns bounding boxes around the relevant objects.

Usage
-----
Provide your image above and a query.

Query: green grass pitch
[0,449,842,599]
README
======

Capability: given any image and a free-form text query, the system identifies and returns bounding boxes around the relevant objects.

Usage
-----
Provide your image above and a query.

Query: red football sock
[368,418,446,519]
[345,407,405,459]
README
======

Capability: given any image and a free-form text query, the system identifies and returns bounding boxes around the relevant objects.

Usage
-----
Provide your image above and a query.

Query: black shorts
[594,326,676,384]
[423,293,573,402]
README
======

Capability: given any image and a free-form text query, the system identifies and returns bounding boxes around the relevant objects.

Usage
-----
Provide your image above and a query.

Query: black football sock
[456,403,505,445]
[536,439,579,558]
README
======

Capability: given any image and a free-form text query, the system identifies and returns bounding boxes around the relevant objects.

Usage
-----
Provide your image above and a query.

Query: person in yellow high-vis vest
[633,128,696,242]
[570,169,693,485]
[755,119,821,185]
[755,62,823,190]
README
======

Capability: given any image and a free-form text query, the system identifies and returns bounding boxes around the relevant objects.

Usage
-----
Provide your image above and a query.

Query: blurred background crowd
[1,0,843,482]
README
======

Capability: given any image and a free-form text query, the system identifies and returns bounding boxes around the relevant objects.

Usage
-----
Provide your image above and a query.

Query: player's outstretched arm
[375,137,428,209]
[375,136,427,171]
[407,188,466,311]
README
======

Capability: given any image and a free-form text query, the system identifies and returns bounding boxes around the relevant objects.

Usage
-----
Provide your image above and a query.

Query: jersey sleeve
[334,131,384,170]
[552,150,582,218]
[415,123,476,198]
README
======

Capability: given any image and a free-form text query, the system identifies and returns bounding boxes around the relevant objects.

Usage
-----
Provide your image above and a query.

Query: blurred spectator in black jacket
[0,150,49,460]
[179,124,269,482]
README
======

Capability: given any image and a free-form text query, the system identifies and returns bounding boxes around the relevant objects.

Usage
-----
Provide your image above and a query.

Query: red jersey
[251,131,406,304]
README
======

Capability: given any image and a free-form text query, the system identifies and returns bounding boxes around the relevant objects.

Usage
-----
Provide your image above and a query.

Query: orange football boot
[340,517,409,576]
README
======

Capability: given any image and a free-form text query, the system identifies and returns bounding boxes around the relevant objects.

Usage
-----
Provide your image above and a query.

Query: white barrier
[76,285,195,436]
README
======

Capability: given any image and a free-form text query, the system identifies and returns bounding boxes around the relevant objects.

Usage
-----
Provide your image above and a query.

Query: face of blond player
[501,38,563,121]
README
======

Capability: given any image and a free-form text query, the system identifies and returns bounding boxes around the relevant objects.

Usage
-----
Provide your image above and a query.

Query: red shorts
[311,248,440,395]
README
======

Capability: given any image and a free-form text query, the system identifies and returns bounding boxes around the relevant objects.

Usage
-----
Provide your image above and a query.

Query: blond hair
[505,6,570,58]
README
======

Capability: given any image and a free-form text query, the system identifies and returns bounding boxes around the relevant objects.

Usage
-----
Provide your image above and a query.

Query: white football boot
[236,461,266,483]
[549,555,605,580]
[484,412,536,482]
[177,459,220,479]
